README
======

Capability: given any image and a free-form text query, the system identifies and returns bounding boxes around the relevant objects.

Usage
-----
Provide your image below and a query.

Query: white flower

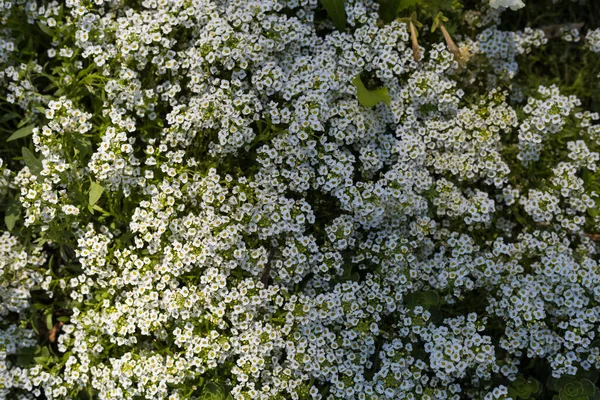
[490,0,525,10]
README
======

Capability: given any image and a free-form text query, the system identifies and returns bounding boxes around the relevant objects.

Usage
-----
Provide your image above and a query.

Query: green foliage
[404,290,441,309]
[352,74,391,108]
[199,382,232,400]
[548,376,600,400]
[376,0,463,26]
[88,181,104,207]
[21,147,43,176]
[416,0,460,16]
[378,0,420,22]
[509,376,542,399]
[7,123,35,142]
[36,21,55,38]
[4,199,20,231]
[72,135,92,159]
[430,11,448,32]
[501,0,600,112]
[319,0,347,31]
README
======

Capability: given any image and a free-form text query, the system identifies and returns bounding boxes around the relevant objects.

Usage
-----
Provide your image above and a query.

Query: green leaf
[33,355,48,364]
[89,181,104,206]
[36,21,55,37]
[555,375,577,391]
[0,112,19,124]
[547,376,561,392]
[422,290,440,306]
[7,124,35,142]
[22,147,43,176]
[17,116,33,128]
[527,378,541,394]
[200,382,226,400]
[404,292,417,308]
[46,313,53,330]
[580,380,596,396]
[581,370,599,385]
[4,200,20,231]
[399,0,420,10]
[320,0,347,31]
[378,0,419,22]
[34,346,51,365]
[352,75,391,108]
[73,135,92,158]
[431,11,449,32]
[14,346,37,367]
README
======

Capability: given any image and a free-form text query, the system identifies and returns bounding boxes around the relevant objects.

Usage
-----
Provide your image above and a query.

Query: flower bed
[1,0,600,399]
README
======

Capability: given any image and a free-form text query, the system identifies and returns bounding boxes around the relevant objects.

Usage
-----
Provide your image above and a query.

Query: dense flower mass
[0,0,599,399]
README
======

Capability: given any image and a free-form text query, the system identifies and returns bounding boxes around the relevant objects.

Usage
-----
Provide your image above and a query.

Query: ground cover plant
[1,0,600,398]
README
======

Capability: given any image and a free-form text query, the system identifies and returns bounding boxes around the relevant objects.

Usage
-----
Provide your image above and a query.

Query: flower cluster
[0,0,600,399]
[586,28,600,52]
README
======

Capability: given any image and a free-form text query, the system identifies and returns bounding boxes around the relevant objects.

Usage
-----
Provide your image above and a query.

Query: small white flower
[490,0,525,10]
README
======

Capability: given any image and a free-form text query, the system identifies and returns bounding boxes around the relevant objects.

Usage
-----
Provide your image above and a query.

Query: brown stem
[440,24,460,58]
[410,21,420,62]
[585,233,600,242]
[48,322,63,343]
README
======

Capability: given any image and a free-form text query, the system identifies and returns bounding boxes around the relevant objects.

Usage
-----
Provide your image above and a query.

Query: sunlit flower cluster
[0,0,599,400]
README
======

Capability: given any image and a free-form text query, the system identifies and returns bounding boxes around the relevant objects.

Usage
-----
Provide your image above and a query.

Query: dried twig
[584,233,600,242]
[410,21,420,62]
[440,24,460,58]
[439,23,469,68]
[48,322,63,343]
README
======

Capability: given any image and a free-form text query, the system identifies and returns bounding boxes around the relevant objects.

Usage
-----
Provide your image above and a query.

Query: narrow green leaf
[17,118,31,128]
[89,181,104,206]
[36,21,55,37]
[4,200,20,231]
[22,147,43,176]
[45,314,53,330]
[430,12,449,33]
[7,124,35,142]
[26,36,34,53]
[0,112,19,124]
[352,75,391,108]
[320,0,347,31]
